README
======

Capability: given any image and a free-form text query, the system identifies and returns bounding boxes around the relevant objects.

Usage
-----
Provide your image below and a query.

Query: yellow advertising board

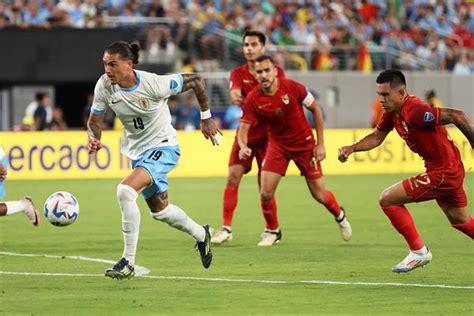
[0,129,471,180]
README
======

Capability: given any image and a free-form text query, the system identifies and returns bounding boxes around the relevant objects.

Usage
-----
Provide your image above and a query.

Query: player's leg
[379,179,432,273]
[143,146,212,268]
[0,198,40,226]
[437,194,473,239]
[305,177,351,241]
[105,166,151,279]
[257,171,283,246]
[211,163,245,244]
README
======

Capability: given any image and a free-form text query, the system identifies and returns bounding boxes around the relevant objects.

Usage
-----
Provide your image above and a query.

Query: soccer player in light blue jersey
[0,146,40,226]
[87,41,221,279]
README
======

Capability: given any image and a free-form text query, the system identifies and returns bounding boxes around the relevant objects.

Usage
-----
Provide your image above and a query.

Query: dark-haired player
[238,55,352,246]
[338,69,473,273]
[212,31,286,246]
[87,41,221,279]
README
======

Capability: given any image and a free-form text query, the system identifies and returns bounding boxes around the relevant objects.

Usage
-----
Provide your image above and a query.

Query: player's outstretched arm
[87,113,105,154]
[237,122,252,160]
[181,73,222,144]
[307,101,326,161]
[439,108,474,148]
[338,129,389,162]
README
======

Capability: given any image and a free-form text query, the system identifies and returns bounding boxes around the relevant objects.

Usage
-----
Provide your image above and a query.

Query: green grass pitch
[1,174,473,315]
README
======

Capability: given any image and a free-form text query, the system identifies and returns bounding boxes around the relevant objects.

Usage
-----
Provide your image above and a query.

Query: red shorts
[262,144,323,180]
[228,139,267,174]
[402,166,467,208]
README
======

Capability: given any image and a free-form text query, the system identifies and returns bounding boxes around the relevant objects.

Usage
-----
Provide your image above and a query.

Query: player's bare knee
[378,189,392,207]
[313,192,325,204]
[260,191,274,201]
[147,191,169,213]
[117,184,138,203]
[227,169,243,186]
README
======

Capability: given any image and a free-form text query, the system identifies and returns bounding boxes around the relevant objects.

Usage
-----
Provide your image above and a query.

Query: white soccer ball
[44,191,80,227]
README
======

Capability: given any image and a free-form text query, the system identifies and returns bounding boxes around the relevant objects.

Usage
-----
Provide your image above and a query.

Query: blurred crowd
[0,0,474,73]
[1,0,473,72]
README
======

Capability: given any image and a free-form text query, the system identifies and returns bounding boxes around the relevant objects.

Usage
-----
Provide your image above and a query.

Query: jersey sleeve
[240,94,258,126]
[91,77,109,115]
[291,80,312,107]
[229,69,241,91]
[405,102,440,128]
[376,112,394,132]
[151,73,184,98]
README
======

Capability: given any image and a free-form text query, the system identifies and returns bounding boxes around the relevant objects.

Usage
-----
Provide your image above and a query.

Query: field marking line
[0,251,150,276]
[1,252,473,290]
[0,271,473,290]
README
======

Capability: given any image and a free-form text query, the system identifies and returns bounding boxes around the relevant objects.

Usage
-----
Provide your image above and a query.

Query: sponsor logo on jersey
[138,98,150,109]
[282,94,289,105]
[169,80,178,90]
[423,112,435,122]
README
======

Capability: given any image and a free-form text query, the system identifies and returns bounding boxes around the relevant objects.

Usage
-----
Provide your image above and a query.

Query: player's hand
[314,143,326,162]
[338,146,353,163]
[88,138,103,154]
[239,146,252,160]
[200,118,223,146]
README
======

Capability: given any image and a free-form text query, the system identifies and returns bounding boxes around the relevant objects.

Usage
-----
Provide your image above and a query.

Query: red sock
[260,197,279,231]
[222,184,238,227]
[452,217,474,239]
[323,190,342,217]
[382,205,424,250]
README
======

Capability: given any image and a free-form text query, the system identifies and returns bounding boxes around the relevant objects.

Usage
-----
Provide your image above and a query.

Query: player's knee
[378,189,391,207]
[117,184,138,203]
[260,190,274,201]
[313,192,325,204]
[227,169,243,186]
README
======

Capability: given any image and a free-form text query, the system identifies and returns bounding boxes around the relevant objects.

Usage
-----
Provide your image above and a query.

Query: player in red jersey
[211,31,286,246]
[338,69,474,273]
[237,55,352,246]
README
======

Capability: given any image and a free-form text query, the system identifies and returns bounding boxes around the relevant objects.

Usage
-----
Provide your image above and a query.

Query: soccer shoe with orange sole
[392,248,432,273]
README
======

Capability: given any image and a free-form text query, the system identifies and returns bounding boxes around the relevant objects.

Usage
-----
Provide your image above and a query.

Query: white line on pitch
[0,271,473,290]
[2,251,473,290]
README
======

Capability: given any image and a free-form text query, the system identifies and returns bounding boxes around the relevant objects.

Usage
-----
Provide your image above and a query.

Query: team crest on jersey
[423,112,435,122]
[243,79,252,84]
[138,98,150,109]
[281,94,290,105]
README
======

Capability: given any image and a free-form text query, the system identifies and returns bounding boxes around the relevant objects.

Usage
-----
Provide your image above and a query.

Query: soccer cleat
[257,230,282,246]
[105,257,135,279]
[336,207,351,241]
[24,196,41,226]
[392,248,433,273]
[211,227,233,244]
[195,225,213,269]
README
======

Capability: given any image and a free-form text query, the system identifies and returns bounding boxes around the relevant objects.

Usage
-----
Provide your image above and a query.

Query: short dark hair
[376,69,406,88]
[243,30,266,45]
[105,41,140,65]
[255,54,275,64]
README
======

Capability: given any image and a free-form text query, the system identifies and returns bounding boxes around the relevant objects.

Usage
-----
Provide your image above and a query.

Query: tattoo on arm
[87,115,103,140]
[441,108,474,147]
[181,73,209,112]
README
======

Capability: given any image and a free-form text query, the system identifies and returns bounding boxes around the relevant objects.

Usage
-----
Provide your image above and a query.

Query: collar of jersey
[121,70,141,92]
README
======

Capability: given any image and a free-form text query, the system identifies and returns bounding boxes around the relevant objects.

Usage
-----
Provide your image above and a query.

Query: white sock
[414,245,428,255]
[151,203,205,242]
[117,184,141,265]
[5,200,28,215]
[336,210,345,221]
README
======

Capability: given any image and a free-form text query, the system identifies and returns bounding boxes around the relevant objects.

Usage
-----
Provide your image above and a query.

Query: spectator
[33,96,50,131]
[425,90,445,108]
[453,54,471,75]
[50,107,68,130]
[25,92,53,126]
[177,94,200,130]
[224,104,241,130]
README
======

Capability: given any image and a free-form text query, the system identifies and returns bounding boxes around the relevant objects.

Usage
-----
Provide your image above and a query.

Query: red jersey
[241,78,315,151]
[229,64,285,144]
[377,95,462,171]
